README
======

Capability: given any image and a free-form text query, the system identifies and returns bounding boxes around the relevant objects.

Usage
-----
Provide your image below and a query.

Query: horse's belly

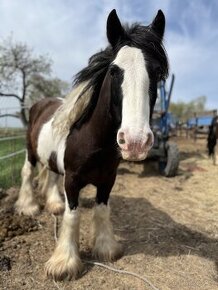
[37,118,66,174]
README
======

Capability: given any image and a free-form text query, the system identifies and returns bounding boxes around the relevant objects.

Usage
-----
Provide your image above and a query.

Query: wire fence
[0,107,26,189]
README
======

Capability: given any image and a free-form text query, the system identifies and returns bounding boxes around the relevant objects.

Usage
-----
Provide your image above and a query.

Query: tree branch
[21,69,27,101]
[0,92,21,101]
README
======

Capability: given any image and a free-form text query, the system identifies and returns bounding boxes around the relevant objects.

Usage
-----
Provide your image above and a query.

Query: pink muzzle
[117,128,154,161]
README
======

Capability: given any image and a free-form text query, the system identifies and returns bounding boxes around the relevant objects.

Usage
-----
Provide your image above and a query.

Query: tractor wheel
[159,142,180,177]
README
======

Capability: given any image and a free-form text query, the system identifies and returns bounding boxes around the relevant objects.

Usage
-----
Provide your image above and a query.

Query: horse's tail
[207,117,217,156]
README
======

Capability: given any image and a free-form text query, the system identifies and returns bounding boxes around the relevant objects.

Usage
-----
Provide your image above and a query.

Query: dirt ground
[0,137,218,290]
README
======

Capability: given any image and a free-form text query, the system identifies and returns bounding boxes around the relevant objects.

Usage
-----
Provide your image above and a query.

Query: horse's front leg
[92,175,123,261]
[45,172,83,281]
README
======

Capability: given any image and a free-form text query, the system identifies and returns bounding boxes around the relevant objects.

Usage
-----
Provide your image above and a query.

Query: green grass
[0,127,25,136]
[0,130,26,189]
[0,152,25,189]
[0,137,26,157]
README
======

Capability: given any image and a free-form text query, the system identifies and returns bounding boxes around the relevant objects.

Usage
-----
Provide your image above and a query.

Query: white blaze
[113,45,150,134]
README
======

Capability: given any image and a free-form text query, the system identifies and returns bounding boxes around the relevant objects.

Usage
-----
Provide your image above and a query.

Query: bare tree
[28,74,69,102]
[0,38,69,126]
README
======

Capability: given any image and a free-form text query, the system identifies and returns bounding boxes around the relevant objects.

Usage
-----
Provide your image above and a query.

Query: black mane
[72,23,169,129]
[73,47,114,102]
[120,23,169,80]
[72,47,114,129]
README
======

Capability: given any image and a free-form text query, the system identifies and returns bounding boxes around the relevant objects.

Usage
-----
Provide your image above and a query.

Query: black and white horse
[15,9,168,280]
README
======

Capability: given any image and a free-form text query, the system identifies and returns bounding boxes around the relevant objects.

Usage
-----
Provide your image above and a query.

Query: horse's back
[29,98,63,126]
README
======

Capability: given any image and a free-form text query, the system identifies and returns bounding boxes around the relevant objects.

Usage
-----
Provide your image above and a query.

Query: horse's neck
[89,76,114,139]
[52,82,91,138]
[91,78,111,126]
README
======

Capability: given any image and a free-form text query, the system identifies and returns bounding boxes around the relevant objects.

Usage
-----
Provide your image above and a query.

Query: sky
[0,0,218,126]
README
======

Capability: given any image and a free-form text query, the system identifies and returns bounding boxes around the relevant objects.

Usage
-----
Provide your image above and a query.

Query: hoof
[93,239,123,261]
[45,202,64,215]
[15,201,39,216]
[45,253,83,281]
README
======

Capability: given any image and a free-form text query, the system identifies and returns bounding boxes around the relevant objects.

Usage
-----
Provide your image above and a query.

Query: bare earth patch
[0,137,218,290]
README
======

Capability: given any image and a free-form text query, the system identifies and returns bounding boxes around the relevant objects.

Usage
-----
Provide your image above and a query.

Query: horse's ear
[107,9,125,47]
[150,10,165,40]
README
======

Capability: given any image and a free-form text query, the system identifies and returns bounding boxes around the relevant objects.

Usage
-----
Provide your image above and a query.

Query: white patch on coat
[37,117,66,174]
[113,45,151,134]
[37,82,93,173]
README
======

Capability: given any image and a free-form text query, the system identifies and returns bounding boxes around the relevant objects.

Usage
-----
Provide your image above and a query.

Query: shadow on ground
[108,194,218,277]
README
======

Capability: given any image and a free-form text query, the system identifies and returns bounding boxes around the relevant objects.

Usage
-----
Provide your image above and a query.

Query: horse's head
[106,9,168,161]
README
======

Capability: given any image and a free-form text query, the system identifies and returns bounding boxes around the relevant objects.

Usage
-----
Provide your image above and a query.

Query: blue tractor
[148,74,180,177]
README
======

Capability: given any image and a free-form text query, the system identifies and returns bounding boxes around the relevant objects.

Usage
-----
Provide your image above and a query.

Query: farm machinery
[148,74,180,177]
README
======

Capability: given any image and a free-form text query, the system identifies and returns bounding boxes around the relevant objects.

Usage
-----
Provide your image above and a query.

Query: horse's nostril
[146,132,154,148]
[119,139,125,144]
[118,131,126,145]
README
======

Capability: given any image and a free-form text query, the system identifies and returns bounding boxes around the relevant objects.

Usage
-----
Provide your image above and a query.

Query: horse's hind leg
[45,171,64,215]
[92,176,123,261]
[15,150,39,216]
[32,163,47,190]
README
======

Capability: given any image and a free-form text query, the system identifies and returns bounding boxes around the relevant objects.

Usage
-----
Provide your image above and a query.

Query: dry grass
[1,137,218,290]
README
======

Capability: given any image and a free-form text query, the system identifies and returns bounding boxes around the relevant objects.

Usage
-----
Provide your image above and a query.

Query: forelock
[114,24,169,80]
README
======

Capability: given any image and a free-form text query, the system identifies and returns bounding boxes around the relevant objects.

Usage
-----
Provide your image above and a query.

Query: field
[0,130,25,188]
[0,137,218,290]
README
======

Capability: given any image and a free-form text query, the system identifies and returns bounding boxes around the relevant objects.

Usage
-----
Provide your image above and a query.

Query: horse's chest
[80,149,119,185]
[65,137,119,185]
